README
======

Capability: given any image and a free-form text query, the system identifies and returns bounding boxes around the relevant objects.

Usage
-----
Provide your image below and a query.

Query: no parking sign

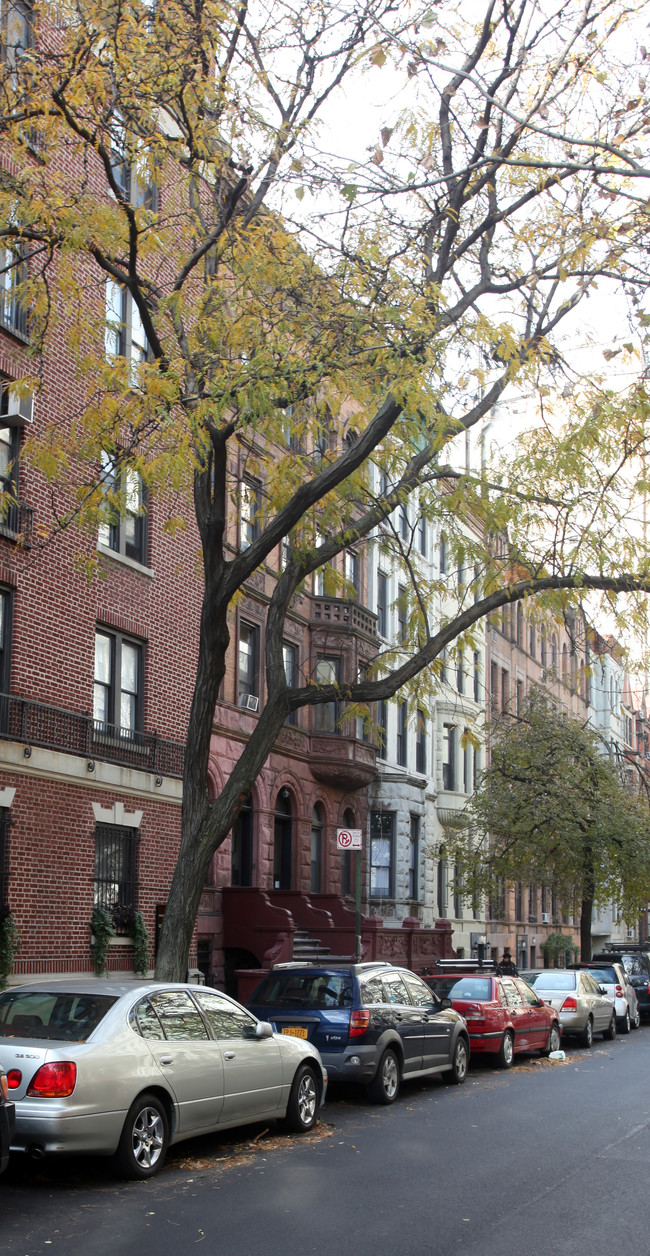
[336,828,362,850]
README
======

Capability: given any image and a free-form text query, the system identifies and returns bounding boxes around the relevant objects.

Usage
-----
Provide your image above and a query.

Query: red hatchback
[423,973,561,1068]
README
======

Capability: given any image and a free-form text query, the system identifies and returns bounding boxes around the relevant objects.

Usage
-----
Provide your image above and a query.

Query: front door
[274,795,292,889]
[195,991,284,1123]
[380,971,423,1074]
[139,990,225,1133]
[402,972,454,1068]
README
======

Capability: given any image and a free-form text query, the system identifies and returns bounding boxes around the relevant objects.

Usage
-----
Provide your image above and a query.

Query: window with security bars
[93,824,139,922]
[0,808,10,908]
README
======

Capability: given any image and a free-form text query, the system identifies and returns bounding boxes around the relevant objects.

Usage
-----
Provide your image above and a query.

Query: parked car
[571,962,639,1033]
[0,979,327,1178]
[0,1064,15,1176]
[422,972,561,1068]
[247,961,470,1104]
[523,969,616,1046]
[591,946,650,1022]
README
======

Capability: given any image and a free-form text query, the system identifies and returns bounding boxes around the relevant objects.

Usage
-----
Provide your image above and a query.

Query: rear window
[425,977,492,1000]
[251,972,353,1009]
[619,955,650,977]
[584,967,617,984]
[529,973,576,992]
[0,991,117,1041]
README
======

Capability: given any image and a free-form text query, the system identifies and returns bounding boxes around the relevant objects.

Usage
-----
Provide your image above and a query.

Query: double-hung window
[240,479,261,549]
[94,629,143,738]
[345,549,359,599]
[376,571,388,638]
[370,811,394,899]
[417,513,427,557]
[105,282,148,385]
[314,656,339,733]
[0,240,28,339]
[238,622,259,709]
[282,641,298,724]
[0,383,21,533]
[396,700,408,767]
[408,815,419,900]
[416,709,427,774]
[109,113,158,209]
[397,586,407,643]
[442,723,456,790]
[376,699,388,757]
[98,452,147,564]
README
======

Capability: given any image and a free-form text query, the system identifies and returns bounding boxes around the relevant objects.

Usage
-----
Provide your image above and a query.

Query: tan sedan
[524,969,616,1047]
[0,979,327,1178]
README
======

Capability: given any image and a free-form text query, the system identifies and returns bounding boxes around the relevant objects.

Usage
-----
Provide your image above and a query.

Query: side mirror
[255,1020,274,1039]
[440,997,453,1011]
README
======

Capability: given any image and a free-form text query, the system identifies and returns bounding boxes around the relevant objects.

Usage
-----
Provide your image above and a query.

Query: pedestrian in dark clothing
[496,949,519,977]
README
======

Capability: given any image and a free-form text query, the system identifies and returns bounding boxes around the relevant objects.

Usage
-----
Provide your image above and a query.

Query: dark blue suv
[247,961,470,1104]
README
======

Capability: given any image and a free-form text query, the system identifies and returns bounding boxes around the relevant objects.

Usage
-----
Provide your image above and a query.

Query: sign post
[337,828,363,963]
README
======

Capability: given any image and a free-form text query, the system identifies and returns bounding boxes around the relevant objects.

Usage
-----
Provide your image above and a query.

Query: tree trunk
[579,897,593,962]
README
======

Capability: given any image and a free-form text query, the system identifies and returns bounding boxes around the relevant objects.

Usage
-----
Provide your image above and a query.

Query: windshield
[0,991,117,1041]
[528,973,576,992]
[251,972,353,1009]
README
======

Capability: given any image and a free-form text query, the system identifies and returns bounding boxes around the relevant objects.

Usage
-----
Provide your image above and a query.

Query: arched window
[231,796,253,887]
[273,791,293,890]
[311,804,324,894]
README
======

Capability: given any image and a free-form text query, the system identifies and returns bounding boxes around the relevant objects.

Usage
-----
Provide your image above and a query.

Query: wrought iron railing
[0,288,28,340]
[0,502,33,547]
[0,693,185,777]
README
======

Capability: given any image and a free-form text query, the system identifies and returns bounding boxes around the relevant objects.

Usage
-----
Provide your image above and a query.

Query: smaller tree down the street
[450,690,650,962]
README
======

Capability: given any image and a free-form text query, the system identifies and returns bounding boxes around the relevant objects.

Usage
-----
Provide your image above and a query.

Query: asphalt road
[3,1030,650,1256]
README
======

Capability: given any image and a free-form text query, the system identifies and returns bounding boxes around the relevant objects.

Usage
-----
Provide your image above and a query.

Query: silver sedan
[525,969,616,1047]
[0,979,327,1178]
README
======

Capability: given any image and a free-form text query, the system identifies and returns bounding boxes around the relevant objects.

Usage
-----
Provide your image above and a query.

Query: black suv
[591,946,650,1022]
[247,961,470,1104]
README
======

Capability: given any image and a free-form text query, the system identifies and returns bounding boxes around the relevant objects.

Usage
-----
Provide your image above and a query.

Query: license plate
[281,1026,308,1039]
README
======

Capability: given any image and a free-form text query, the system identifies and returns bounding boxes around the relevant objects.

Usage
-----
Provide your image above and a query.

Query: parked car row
[2,946,648,1182]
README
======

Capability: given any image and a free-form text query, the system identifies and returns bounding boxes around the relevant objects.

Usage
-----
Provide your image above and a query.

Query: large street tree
[1,0,650,976]
[450,688,650,960]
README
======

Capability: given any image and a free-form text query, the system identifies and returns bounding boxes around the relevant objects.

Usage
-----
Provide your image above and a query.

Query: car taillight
[349,1009,370,1038]
[462,1002,486,1022]
[27,1062,77,1098]
[6,1068,21,1090]
[561,997,578,1012]
[616,986,624,998]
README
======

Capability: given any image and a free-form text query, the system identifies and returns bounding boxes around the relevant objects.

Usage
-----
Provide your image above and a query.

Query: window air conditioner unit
[5,387,33,426]
[239,693,259,712]
[541,912,551,924]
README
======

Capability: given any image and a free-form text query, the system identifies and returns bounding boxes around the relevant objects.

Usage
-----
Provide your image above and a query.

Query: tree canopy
[1,0,650,975]
[451,688,650,959]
